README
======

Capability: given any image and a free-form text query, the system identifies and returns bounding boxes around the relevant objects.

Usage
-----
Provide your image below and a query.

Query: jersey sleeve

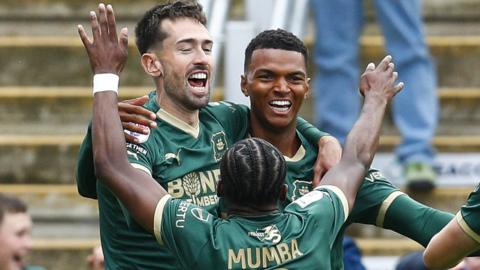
[76,123,98,199]
[125,136,159,176]
[296,117,330,144]
[456,184,480,244]
[382,194,453,247]
[290,185,349,243]
[154,195,214,268]
[203,102,250,142]
[347,169,401,225]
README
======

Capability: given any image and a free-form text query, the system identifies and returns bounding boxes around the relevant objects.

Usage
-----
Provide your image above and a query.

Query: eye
[257,74,273,81]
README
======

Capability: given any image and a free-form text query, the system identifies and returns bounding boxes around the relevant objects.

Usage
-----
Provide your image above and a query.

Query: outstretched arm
[78,3,166,234]
[423,217,479,269]
[320,56,404,211]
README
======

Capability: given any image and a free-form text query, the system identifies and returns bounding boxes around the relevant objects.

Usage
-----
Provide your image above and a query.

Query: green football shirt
[155,186,348,269]
[77,92,329,269]
[456,183,480,244]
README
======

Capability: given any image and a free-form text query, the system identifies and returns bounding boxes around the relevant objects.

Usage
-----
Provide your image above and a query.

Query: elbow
[93,150,115,182]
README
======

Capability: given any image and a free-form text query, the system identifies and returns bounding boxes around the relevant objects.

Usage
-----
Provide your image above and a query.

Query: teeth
[270,100,291,107]
[189,73,207,79]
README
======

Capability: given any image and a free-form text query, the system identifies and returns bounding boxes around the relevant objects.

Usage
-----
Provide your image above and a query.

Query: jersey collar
[284,145,306,162]
[156,109,200,138]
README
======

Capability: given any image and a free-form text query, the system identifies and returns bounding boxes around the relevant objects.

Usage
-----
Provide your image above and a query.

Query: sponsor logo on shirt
[190,207,212,223]
[167,169,220,207]
[248,225,282,244]
[365,170,386,182]
[294,190,324,208]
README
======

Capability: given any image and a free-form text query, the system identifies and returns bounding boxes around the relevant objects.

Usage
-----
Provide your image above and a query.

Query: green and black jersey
[283,137,453,269]
[456,184,480,245]
[76,92,329,269]
[155,186,348,269]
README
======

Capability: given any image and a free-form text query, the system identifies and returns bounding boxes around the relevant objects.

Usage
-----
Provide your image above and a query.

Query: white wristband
[93,73,119,95]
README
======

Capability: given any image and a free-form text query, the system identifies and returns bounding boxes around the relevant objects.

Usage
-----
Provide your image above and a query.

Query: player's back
[157,186,348,269]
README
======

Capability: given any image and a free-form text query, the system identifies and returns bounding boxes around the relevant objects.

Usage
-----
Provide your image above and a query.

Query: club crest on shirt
[248,225,282,244]
[211,131,228,161]
[291,180,312,201]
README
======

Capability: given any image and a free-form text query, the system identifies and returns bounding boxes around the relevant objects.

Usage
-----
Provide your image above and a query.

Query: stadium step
[0,86,479,135]
[0,35,479,86]
[1,134,480,183]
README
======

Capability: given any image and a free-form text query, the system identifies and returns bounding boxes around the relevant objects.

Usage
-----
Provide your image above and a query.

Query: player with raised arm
[76,2,339,269]
[78,3,402,268]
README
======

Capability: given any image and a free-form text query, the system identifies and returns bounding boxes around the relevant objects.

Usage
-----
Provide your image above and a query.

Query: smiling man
[0,194,44,270]
[76,2,337,269]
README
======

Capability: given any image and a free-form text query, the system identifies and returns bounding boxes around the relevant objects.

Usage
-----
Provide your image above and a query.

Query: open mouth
[187,72,208,90]
[13,253,24,268]
[269,100,292,112]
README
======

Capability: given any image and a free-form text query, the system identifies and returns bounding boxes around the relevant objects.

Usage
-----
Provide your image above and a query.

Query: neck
[226,202,279,217]
[156,90,199,126]
[250,118,300,158]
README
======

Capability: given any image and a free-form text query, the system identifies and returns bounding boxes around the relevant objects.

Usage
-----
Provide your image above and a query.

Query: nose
[23,235,33,251]
[193,48,211,66]
[273,78,289,94]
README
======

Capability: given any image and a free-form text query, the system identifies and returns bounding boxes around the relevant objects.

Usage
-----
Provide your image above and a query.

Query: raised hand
[359,55,404,100]
[78,3,128,75]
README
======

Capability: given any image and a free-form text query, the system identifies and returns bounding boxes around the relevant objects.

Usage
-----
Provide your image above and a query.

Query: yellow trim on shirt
[157,109,200,138]
[375,191,405,227]
[130,163,152,176]
[154,195,172,245]
[284,145,306,162]
[319,185,349,222]
[456,212,480,244]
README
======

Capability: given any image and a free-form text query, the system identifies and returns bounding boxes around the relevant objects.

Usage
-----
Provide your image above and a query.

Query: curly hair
[220,138,287,206]
[244,29,308,71]
[135,0,207,54]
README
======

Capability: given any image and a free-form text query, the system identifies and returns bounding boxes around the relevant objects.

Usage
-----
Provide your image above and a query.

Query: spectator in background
[0,193,44,270]
[310,0,438,191]
[86,246,104,270]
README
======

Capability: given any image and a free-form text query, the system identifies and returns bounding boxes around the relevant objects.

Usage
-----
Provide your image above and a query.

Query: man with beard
[80,4,404,267]
[76,2,338,269]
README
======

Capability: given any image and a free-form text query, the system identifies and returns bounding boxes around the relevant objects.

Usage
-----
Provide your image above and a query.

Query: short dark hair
[0,193,27,225]
[244,29,308,71]
[220,138,287,207]
[135,0,207,54]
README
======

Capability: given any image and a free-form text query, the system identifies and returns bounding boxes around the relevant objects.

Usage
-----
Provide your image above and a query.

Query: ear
[278,184,288,202]
[241,74,250,97]
[217,180,225,197]
[141,53,163,77]
[304,77,311,99]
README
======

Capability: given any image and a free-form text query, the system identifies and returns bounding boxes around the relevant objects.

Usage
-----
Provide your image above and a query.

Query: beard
[163,69,210,111]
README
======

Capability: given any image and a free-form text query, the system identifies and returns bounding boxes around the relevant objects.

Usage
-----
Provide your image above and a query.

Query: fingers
[77,25,91,49]
[366,62,375,72]
[122,122,150,135]
[393,81,405,95]
[98,3,108,40]
[121,114,156,130]
[90,11,101,42]
[377,55,392,70]
[122,95,149,106]
[124,132,139,144]
[118,101,157,121]
[106,4,118,42]
[119,27,129,50]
